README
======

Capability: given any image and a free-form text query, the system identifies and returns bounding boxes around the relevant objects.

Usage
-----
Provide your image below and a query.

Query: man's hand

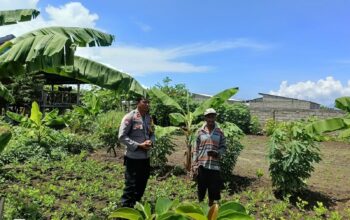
[139,140,153,150]
[207,150,219,158]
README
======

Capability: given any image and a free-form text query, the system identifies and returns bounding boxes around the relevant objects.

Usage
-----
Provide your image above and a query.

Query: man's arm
[218,133,226,157]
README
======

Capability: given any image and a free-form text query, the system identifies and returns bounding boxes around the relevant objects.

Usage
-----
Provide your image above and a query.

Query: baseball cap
[204,108,217,116]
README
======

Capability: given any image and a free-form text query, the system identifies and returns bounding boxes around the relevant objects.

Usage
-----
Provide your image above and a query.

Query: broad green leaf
[175,203,204,215]
[335,97,350,112]
[158,212,188,220]
[308,118,345,134]
[29,101,42,127]
[0,9,39,26]
[181,213,207,220]
[15,26,114,47]
[0,126,11,154]
[155,125,179,139]
[0,27,114,75]
[155,198,174,216]
[217,212,253,220]
[218,201,247,216]
[150,88,183,111]
[169,113,186,126]
[192,87,239,119]
[135,202,151,219]
[41,56,147,97]
[0,41,13,56]
[108,208,143,220]
[6,111,25,122]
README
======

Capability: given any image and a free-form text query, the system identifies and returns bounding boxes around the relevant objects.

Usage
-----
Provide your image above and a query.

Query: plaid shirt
[192,123,226,171]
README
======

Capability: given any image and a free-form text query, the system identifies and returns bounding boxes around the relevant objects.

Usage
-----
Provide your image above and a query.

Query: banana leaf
[0,9,39,26]
[192,87,239,119]
[335,97,350,112]
[0,27,114,75]
[42,56,147,97]
[155,125,179,139]
[14,26,114,47]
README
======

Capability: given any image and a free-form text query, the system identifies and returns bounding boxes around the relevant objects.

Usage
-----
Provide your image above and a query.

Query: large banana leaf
[192,87,239,119]
[0,9,39,26]
[42,56,147,97]
[0,27,114,75]
[14,27,114,47]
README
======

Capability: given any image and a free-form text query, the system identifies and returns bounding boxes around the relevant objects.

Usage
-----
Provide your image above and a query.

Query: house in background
[246,93,320,110]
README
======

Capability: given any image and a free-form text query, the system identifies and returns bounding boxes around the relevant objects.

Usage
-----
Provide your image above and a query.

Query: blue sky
[2,0,350,106]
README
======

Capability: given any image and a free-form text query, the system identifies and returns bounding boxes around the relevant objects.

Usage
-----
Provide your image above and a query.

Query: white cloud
[76,39,269,76]
[0,1,98,37]
[270,76,350,106]
[45,2,98,27]
[0,0,39,10]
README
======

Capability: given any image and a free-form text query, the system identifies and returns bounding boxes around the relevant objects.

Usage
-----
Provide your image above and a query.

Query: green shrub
[268,121,321,195]
[249,115,262,135]
[150,135,176,168]
[95,110,124,148]
[216,103,251,134]
[220,122,244,181]
[263,118,278,136]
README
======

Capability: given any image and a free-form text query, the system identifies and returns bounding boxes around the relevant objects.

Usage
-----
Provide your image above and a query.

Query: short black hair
[136,96,149,103]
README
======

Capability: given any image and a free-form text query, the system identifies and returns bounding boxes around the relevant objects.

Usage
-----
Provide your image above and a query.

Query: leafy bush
[264,118,278,136]
[95,110,125,148]
[150,135,176,168]
[249,115,262,135]
[216,103,251,134]
[150,126,178,168]
[220,122,244,181]
[268,121,322,195]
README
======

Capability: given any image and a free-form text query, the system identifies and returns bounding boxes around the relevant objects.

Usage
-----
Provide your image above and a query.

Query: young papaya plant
[109,198,253,220]
[150,87,238,171]
[307,97,350,138]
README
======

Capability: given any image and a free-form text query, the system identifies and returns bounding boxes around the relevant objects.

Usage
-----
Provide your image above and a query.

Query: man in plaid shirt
[192,108,226,206]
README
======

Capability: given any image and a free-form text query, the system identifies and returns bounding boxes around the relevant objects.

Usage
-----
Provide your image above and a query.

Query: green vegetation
[268,121,321,195]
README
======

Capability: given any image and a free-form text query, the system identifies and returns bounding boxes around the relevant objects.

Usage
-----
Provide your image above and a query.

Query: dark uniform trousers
[121,156,150,207]
[197,166,222,202]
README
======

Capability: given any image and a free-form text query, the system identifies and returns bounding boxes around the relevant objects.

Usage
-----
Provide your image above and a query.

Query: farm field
[2,135,348,219]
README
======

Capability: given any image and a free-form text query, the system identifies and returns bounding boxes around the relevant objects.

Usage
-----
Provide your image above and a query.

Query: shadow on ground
[274,189,336,210]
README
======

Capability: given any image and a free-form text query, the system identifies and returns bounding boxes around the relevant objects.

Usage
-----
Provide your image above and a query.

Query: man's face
[205,113,216,126]
[137,99,150,112]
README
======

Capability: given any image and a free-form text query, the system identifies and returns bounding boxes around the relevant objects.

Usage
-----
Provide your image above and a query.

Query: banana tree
[307,97,350,138]
[150,87,238,171]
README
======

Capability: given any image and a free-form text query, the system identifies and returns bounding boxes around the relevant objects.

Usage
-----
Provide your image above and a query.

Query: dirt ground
[167,135,350,210]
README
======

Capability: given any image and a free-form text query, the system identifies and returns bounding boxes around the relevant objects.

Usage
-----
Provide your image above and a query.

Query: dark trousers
[121,156,150,207]
[197,166,222,202]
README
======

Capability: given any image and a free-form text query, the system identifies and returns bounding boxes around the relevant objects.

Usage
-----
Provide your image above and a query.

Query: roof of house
[257,93,320,105]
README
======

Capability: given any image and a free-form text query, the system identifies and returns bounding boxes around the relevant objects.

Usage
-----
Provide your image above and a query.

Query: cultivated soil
[166,135,350,212]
